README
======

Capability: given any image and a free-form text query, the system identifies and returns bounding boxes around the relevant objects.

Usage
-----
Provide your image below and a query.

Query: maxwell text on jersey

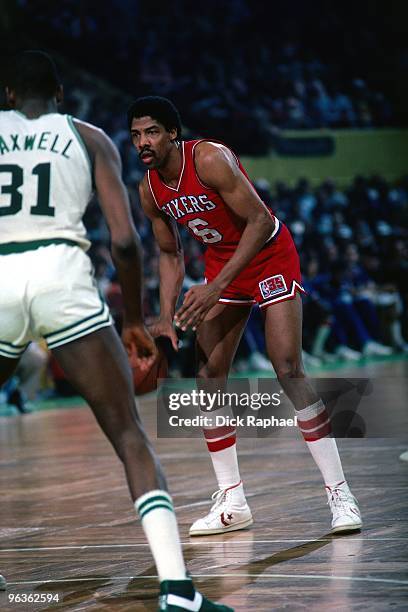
[0,132,73,158]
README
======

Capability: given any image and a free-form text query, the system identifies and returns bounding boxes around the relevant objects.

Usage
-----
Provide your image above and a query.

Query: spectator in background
[11,0,398,156]
[328,245,393,356]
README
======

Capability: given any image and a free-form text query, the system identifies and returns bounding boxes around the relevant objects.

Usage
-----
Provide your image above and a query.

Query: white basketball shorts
[0,243,112,358]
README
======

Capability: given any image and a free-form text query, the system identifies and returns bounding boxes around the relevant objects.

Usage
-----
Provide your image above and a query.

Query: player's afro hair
[7,50,60,98]
[127,96,182,140]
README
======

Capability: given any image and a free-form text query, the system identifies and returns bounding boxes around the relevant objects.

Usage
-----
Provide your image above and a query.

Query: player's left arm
[175,142,275,331]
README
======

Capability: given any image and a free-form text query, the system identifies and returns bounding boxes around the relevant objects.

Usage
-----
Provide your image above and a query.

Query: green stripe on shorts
[43,302,106,339]
[0,339,28,349]
[0,345,27,358]
[0,239,79,255]
[47,313,111,349]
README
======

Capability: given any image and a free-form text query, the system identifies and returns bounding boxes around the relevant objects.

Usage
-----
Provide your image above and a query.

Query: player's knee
[196,363,228,379]
[274,358,304,381]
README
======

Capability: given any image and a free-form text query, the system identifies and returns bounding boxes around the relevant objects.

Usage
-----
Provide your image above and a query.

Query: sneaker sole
[331,522,362,534]
[189,517,254,537]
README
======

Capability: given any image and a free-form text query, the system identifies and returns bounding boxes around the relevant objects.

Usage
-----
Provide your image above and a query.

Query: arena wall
[242,129,408,186]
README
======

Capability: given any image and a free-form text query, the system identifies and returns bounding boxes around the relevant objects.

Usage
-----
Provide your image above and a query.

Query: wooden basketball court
[1,358,407,610]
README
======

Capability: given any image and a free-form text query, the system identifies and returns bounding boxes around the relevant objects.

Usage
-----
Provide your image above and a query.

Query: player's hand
[148,317,179,351]
[122,323,158,372]
[174,283,221,331]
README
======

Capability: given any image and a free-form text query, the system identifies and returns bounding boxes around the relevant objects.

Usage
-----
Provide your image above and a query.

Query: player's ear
[169,127,177,142]
[5,87,16,108]
[56,84,64,105]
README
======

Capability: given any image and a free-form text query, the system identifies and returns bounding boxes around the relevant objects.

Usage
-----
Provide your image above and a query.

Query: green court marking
[36,397,87,410]
[232,352,408,378]
[0,396,86,416]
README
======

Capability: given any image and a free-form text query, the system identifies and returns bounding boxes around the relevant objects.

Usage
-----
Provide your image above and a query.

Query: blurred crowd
[135,4,393,154]
[9,0,403,155]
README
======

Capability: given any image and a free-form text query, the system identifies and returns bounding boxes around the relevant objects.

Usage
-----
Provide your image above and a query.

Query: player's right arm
[75,120,157,368]
[139,176,184,351]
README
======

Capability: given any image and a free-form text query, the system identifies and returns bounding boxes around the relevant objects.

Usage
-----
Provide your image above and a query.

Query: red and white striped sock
[295,399,345,488]
[203,424,242,489]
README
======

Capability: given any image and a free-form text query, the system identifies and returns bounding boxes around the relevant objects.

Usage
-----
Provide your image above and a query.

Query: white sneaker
[0,574,6,590]
[399,450,408,462]
[336,345,362,361]
[249,351,272,371]
[363,341,393,357]
[326,481,362,534]
[189,481,253,536]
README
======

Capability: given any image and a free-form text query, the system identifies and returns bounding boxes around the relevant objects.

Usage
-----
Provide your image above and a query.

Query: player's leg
[52,326,165,498]
[52,326,232,611]
[196,303,250,486]
[263,294,362,533]
[190,303,253,536]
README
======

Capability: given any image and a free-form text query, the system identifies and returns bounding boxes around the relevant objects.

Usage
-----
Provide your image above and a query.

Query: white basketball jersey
[0,111,92,250]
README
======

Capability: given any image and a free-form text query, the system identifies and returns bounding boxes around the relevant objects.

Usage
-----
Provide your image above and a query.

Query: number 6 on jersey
[187,217,222,244]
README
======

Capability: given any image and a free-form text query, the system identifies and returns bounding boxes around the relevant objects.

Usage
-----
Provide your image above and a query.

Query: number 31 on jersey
[0,162,53,217]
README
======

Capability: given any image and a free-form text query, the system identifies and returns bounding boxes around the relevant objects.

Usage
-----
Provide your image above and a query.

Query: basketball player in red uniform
[129,96,362,536]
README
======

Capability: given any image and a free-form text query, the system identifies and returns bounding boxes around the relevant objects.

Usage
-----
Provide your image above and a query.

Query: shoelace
[327,487,355,514]
[210,488,228,512]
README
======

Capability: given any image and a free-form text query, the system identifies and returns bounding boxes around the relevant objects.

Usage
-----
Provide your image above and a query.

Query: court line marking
[2,445,407,466]
[1,538,407,552]
[174,488,408,510]
[5,573,408,586]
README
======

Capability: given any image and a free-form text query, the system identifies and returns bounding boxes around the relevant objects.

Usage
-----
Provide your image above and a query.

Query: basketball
[133,338,169,395]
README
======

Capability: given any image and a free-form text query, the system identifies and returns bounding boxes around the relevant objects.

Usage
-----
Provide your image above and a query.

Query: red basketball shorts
[204,221,305,309]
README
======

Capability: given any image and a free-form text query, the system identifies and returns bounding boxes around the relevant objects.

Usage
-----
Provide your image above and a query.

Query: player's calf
[295,399,363,533]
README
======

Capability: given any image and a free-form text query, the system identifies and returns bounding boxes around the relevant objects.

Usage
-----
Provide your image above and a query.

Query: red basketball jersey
[147,139,279,261]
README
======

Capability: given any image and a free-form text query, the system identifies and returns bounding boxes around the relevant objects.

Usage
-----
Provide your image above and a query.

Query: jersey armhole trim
[192,140,215,190]
[67,116,93,176]
[147,171,162,211]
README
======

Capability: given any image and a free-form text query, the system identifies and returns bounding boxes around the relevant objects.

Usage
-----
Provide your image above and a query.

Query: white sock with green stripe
[135,489,187,582]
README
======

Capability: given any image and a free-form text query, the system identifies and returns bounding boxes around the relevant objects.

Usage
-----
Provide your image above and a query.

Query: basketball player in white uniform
[0,51,231,612]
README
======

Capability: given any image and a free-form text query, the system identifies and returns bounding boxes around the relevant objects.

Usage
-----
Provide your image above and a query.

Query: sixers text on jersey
[147,139,279,256]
